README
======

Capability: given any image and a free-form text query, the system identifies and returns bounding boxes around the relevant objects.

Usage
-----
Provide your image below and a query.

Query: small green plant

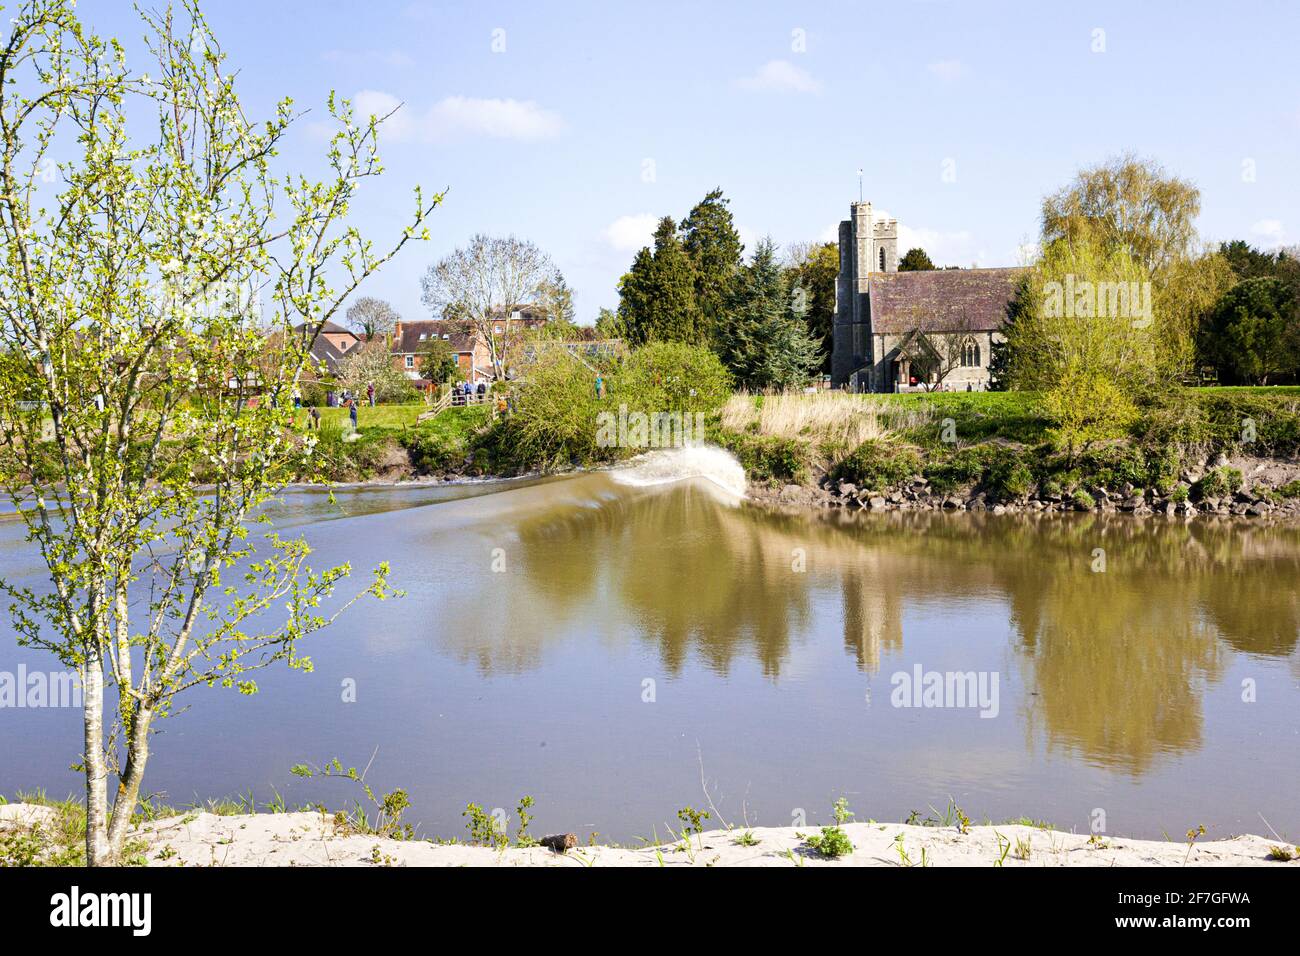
[893,833,925,867]
[291,758,413,839]
[1278,479,1300,499]
[733,830,759,847]
[1265,845,1296,862]
[993,830,1011,867]
[1195,467,1242,499]
[1013,835,1031,861]
[1071,488,1096,511]
[462,803,508,851]
[1184,824,1207,865]
[515,795,537,848]
[803,798,855,859]
[675,806,710,850]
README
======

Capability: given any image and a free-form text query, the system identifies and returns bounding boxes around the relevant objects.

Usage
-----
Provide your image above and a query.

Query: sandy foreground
[4,804,1293,866]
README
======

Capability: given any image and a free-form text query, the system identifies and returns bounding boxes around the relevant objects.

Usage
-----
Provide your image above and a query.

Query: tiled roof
[394,320,476,354]
[870,267,1025,334]
[292,321,360,373]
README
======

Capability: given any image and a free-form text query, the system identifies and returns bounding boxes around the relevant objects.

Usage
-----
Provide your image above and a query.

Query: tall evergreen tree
[616,217,699,344]
[721,238,821,389]
[680,188,744,343]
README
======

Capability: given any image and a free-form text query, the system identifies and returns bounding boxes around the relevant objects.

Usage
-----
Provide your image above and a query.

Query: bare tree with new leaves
[345,295,399,339]
[0,0,440,864]
[420,234,557,380]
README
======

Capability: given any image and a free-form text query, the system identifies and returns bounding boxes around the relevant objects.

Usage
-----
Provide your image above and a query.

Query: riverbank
[3,804,1292,866]
[745,450,1300,517]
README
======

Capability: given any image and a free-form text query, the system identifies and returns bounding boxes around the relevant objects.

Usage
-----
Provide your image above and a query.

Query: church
[832,201,1023,392]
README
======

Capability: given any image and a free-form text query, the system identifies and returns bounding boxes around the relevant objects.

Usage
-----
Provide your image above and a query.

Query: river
[2,449,1297,842]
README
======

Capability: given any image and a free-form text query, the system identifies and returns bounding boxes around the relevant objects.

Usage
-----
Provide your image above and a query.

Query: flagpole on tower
[857,168,863,203]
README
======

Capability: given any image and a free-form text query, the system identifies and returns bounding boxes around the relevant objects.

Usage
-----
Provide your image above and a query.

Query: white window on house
[494,325,502,335]
[419,333,427,340]
[405,355,414,369]
[510,310,521,321]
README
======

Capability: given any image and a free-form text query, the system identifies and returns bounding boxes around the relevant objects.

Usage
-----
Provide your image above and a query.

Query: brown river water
[2,449,1297,842]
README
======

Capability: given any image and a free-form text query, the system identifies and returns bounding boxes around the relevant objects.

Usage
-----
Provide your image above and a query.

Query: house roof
[291,321,361,373]
[393,320,478,354]
[870,267,1024,334]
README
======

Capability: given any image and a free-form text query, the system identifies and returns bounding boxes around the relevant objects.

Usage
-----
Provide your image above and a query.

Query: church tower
[832,201,897,385]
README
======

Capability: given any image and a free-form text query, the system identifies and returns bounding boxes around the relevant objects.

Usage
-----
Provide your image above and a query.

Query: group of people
[290,382,370,430]
[452,380,489,406]
[324,383,375,408]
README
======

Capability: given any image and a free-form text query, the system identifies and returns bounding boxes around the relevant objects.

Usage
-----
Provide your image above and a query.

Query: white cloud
[735,60,821,94]
[351,90,412,139]
[602,214,659,252]
[345,90,564,143]
[430,96,565,141]
[926,59,965,81]
[1251,218,1286,246]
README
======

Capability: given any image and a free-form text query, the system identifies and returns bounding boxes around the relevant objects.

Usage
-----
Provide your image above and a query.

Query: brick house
[292,320,365,376]
[390,306,551,390]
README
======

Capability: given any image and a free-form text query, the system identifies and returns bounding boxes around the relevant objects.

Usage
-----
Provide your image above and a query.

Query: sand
[5,805,1289,867]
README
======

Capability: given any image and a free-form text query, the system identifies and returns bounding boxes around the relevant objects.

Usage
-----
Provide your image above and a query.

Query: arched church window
[960,341,980,367]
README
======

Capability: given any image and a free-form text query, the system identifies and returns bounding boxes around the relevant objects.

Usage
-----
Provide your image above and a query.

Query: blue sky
[82,0,1300,324]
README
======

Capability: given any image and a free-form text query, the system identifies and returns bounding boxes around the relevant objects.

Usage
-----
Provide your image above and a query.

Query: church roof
[870,267,1025,334]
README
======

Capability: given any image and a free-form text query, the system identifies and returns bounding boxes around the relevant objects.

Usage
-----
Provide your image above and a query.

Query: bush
[1195,466,1243,500]
[616,341,732,415]
[833,439,921,492]
[712,429,809,483]
[401,431,462,474]
[982,447,1035,501]
[1040,367,1138,457]
[1071,489,1096,510]
[923,445,991,493]
[1278,479,1300,499]
[478,351,607,472]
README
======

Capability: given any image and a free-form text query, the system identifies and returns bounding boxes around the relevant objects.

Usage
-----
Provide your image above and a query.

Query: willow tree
[0,1,440,864]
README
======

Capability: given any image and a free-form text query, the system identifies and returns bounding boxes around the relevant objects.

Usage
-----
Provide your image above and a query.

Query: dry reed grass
[720,391,934,448]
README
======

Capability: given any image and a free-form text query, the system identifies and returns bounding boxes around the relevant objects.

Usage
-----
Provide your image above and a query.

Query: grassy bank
[296,404,490,482]
[714,387,1300,507]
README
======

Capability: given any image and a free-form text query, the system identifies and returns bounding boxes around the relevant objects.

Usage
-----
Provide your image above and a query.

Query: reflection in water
[444,483,1300,774]
[3,472,1296,838]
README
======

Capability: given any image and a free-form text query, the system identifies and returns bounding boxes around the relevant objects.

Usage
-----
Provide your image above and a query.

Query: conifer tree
[616,217,699,344]
[680,188,744,343]
[721,239,821,389]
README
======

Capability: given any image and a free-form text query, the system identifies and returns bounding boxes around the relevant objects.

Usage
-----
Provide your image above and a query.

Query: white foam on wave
[608,445,748,499]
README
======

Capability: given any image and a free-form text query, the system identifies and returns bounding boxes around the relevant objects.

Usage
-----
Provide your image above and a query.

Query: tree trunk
[81,649,110,866]
[105,704,154,857]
